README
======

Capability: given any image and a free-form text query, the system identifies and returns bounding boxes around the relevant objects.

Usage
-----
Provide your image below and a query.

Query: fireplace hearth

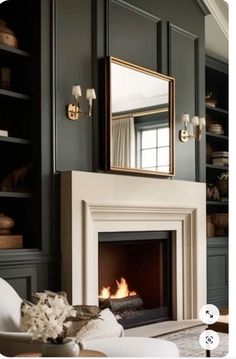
[98,231,173,328]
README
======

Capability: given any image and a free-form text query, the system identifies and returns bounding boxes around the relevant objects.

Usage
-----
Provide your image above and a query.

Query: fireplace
[98,231,173,328]
[61,171,207,326]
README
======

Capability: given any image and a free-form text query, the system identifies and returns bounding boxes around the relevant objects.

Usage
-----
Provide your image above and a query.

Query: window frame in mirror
[104,56,175,177]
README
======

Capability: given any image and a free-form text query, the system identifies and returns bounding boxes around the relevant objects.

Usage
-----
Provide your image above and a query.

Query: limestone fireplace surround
[61,171,206,321]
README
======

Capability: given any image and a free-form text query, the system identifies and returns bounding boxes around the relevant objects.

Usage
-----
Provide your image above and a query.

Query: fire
[99,277,137,299]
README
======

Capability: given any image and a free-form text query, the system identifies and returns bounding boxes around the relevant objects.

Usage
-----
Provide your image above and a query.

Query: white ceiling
[204,0,228,63]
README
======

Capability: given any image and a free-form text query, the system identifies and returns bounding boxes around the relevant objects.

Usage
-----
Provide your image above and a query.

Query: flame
[99,277,137,299]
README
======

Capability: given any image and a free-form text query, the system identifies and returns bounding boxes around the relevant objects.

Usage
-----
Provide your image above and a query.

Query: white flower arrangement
[21,293,76,344]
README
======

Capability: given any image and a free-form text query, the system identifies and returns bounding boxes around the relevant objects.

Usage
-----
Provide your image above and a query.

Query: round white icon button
[199,330,220,351]
[199,304,220,324]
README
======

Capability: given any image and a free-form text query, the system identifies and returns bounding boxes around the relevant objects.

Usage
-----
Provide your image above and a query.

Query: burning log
[99,294,143,313]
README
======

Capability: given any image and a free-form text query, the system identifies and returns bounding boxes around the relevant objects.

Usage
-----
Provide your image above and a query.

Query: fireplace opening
[98,231,173,329]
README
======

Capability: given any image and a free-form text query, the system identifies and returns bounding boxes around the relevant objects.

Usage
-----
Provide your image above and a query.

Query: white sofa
[0,277,179,357]
[0,277,45,356]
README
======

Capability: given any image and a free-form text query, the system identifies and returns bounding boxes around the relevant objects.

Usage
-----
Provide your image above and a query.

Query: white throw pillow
[75,308,124,343]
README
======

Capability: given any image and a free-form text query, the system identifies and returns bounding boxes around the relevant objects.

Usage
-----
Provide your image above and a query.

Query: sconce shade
[72,84,82,98]
[86,88,96,100]
[199,117,206,127]
[67,85,96,120]
[181,113,190,124]
[179,113,205,143]
[192,116,200,126]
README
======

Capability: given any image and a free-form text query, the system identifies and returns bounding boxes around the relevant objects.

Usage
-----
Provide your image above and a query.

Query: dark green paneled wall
[0,0,207,300]
[55,0,205,181]
[54,0,93,172]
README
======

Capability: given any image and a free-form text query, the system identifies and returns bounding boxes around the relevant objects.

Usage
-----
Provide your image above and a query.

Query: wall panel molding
[168,23,198,76]
[0,266,37,299]
[168,23,200,181]
[207,239,228,307]
[107,0,162,71]
[109,0,161,22]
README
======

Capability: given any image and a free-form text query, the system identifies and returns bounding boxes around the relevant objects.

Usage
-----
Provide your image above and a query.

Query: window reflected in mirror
[106,57,175,176]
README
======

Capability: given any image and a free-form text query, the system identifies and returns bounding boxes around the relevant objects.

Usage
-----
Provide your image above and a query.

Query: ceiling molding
[203,0,228,39]
[195,0,211,15]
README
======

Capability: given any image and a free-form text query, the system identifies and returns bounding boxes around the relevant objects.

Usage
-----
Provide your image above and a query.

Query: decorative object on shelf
[0,234,23,248]
[0,213,23,249]
[0,67,11,89]
[179,113,206,142]
[66,84,96,120]
[211,213,228,236]
[207,215,215,237]
[0,213,14,235]
[0,162,32,192]
[21,292,80,357]
[0,19,18,48]
[205,92,217,107]
[216,172,228,198]
[207,184,220,201]
[211,151,228,166]
[208,123,224,135]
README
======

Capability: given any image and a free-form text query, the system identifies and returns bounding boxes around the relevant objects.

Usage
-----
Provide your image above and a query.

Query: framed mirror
[105,57,175,176]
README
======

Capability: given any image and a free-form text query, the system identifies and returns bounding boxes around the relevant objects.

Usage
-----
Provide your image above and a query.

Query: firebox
[98,231,173,329]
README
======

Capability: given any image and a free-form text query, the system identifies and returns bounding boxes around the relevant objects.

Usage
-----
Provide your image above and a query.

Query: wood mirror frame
[104,57,175,176]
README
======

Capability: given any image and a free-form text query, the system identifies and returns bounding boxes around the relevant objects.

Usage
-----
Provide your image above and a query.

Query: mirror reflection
[108,57,175,176]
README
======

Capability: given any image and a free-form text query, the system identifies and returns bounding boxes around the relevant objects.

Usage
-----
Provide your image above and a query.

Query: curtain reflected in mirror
[112,116,135,167]
[112,110,170,172]
[106,57,175,176]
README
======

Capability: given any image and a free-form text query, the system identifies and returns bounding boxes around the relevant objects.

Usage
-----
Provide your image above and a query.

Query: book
[0,129,8,137]
[211,151,228,158]
[0,235,23,249]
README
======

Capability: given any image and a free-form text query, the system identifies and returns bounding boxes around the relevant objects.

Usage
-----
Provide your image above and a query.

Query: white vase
[42,339,80,357]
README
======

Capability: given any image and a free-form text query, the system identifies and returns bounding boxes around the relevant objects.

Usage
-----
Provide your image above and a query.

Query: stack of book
[209,123,224,135]
[211,151,228,166]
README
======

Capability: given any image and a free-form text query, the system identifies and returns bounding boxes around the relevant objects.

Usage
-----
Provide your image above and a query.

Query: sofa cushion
[75,308,124,342]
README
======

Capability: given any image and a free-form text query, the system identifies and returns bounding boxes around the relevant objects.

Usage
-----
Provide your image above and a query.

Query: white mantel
[61,171,206,320]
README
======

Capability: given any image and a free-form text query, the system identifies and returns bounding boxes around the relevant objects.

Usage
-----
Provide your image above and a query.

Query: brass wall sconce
[66,84,96,120]
[179,113,206,142]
